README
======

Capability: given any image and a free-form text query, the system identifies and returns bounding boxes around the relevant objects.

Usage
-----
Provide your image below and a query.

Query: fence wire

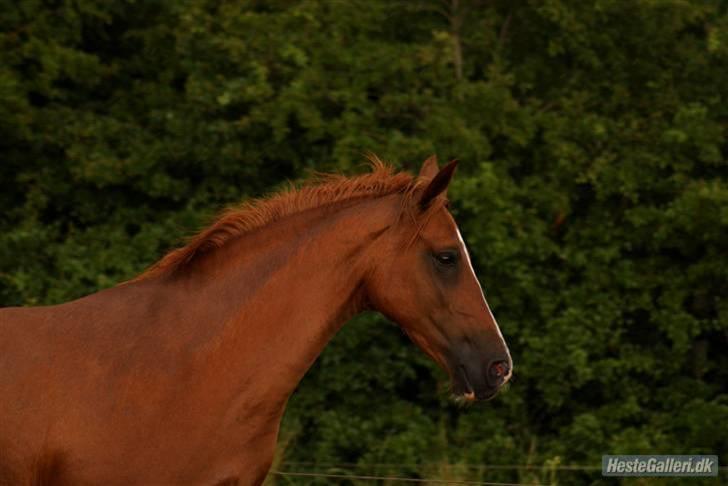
[271,470,549,485]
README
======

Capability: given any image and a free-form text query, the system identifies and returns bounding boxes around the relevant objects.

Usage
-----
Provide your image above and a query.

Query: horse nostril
[488,360,510,386]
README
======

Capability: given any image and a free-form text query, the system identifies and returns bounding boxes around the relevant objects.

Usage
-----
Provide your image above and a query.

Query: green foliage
[1,1,726,484]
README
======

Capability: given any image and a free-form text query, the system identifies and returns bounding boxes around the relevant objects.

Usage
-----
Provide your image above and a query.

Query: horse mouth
[456,365,498,402]
[456,365,476,402]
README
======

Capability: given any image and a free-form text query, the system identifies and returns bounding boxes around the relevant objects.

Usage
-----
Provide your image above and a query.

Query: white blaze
[455,228,509,353]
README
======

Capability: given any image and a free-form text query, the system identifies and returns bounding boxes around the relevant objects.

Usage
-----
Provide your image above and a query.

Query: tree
[1,1,726,483]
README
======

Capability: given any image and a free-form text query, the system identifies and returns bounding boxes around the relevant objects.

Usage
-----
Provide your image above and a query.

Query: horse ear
[419,160,458,209]
[418,155,439,179]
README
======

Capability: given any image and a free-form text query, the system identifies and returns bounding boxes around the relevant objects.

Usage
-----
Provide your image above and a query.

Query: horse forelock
[134,156,440,281]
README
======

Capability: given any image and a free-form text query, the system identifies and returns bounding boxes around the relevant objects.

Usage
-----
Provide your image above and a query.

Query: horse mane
[135,156,432,281]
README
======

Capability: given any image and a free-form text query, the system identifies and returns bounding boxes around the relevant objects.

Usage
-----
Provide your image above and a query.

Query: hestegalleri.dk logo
[602,455,718,477]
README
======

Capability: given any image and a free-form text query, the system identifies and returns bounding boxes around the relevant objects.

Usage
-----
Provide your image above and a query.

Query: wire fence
[271,461,727,484]
[278,461,603,471]
[271,470,548,485]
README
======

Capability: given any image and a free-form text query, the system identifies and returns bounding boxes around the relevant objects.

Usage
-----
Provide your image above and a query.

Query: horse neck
[159,193,401,410]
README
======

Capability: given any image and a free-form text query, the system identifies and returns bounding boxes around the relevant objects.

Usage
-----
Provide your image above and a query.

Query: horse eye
[434,251,458,266]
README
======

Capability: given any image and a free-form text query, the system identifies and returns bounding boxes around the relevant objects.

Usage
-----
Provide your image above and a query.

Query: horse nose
[487,360,511,387]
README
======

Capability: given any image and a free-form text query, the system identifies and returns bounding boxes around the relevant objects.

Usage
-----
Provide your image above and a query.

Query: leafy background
[1,1,726,484]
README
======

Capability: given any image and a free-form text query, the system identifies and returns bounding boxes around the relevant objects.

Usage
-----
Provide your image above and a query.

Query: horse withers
[0,156,511,485]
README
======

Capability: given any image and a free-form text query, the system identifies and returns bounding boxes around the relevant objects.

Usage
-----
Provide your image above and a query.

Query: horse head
[365,157,512,401]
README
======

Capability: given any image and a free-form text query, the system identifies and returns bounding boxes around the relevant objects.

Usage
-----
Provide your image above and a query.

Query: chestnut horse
[0,156,511,485]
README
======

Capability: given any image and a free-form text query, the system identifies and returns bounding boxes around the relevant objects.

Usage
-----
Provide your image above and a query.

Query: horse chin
[453,388,499,404]
[453,390,476,405]
[451,372,478,404]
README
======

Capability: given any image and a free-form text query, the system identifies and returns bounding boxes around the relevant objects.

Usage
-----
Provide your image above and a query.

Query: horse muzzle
[450,339,512,401]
